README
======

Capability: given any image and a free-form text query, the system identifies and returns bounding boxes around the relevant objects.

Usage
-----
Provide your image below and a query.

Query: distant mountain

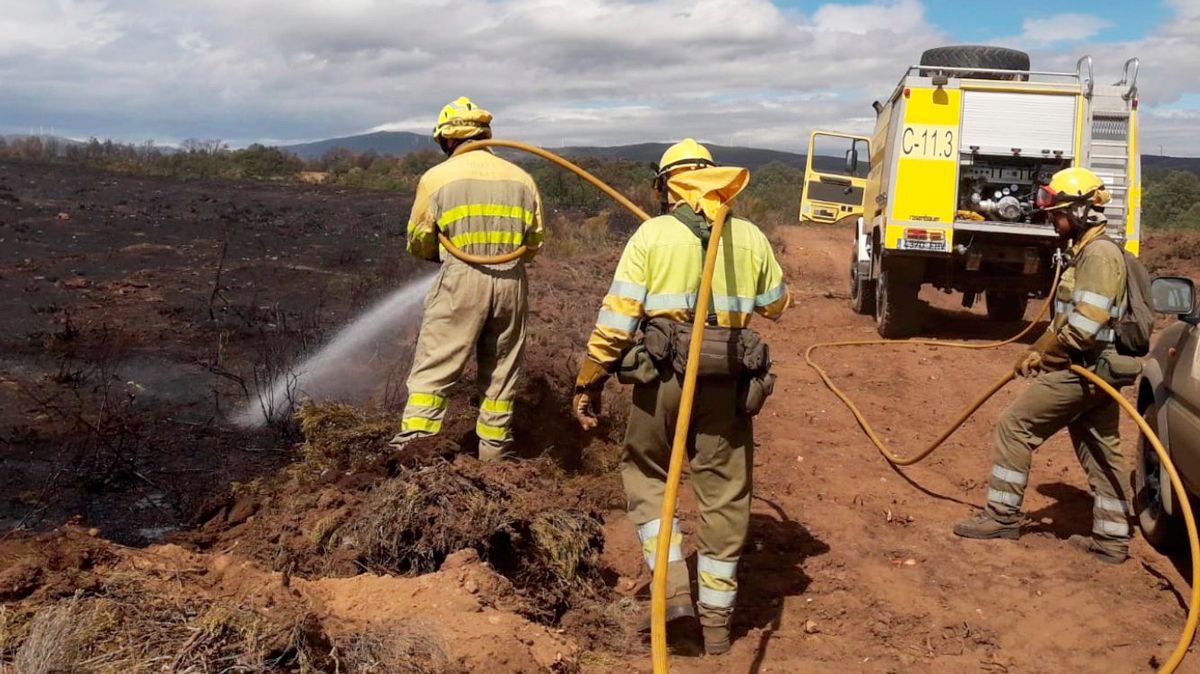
[557,142,807,170]
[278,132,805,169]
[1,134,85,154]
[274,130,1200,175]
[280,131,436,159]
[1144,155,1200,175]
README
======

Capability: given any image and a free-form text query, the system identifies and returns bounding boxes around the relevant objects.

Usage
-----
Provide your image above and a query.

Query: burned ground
[0,158,641,672]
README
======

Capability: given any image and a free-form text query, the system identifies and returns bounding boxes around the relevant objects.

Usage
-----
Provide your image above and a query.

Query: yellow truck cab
[838,46,1142,337]
[799,130,871,225]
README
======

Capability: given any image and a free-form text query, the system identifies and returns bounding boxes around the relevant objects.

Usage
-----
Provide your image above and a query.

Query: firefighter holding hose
[953,167,1137,564]
[390,97,544,461]
[573,139,790,654]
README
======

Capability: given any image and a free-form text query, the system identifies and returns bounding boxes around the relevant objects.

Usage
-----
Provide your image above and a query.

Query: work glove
[1014,331,1071,378]
[573,390,602,430]
[573,358,610,430]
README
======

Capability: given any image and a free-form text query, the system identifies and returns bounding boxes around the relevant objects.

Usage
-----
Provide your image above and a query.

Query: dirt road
[597,223,1196,673]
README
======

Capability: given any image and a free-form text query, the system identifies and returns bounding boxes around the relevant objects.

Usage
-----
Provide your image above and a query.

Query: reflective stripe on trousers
[697,554,738,609]
[476,397,514,444]
[637,518,683,569]
[1093,495,1131,538]
[987,463,1028,511]
[400,391,448,435]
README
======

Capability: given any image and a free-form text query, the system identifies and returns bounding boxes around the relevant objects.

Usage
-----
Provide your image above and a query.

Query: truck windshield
[811,134,870,179]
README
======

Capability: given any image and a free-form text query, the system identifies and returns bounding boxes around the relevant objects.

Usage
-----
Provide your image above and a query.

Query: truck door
[799,131,870,225]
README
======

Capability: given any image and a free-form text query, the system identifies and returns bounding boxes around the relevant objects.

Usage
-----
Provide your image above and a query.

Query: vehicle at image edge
[801,45,1144,338]
[1136,276,1200,550]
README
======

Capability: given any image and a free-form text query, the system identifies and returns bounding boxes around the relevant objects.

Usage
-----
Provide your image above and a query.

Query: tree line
[0,135,1195,229]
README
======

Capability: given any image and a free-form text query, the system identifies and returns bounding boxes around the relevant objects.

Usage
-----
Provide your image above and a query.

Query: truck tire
[1135,401,1183,552]
[986,291,1029,322]
[850,248,876,315]
[875,265,919,339]
[919,45,1030,80]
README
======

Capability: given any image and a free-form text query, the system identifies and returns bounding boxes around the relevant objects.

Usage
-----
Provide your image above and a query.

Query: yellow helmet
[433,96,493,141]
[1035,166,1111,211]
[655,138,715,177]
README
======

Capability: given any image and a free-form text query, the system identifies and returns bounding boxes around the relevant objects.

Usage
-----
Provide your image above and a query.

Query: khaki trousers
[985,368,1131,547]
[397,261,527,460]
[623,371,753,625]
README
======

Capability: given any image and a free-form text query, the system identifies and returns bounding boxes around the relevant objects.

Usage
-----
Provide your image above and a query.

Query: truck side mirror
[1152,276,1197,318]
[845,148,859,176]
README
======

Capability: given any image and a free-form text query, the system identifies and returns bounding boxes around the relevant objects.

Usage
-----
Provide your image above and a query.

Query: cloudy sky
[2,0,1198,154]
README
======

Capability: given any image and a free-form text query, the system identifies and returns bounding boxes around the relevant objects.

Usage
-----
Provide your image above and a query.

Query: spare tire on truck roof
[919,45,1031,80]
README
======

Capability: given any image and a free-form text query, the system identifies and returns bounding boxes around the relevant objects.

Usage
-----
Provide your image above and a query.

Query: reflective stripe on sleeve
[609,280,647,301]
[756,283,787,307]
[1074,290,1114,311]
[987,488,1022,507]
[1068,311,1104,336]
[991,465,1028,486]
[596,310,638,333]
[1097,327,1116,342]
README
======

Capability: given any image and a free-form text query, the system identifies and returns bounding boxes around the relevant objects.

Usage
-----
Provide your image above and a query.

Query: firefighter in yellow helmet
[573,139,791,654]
[390,97,545,461]
[954,166,1134,564]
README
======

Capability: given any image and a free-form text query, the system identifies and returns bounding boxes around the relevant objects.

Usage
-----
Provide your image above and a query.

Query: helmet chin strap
[1061,202,1096,239]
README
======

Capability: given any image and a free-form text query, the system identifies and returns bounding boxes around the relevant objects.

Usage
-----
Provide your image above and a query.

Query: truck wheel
[875,266,919,339]
[985,292,1029,322]
[1135,401,1183,552]
[919,45,1030,80]
[850,248,876,315]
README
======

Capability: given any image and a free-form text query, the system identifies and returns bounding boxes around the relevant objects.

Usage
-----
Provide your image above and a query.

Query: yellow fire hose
[438,138,1197,673]
[806,280,1200,673]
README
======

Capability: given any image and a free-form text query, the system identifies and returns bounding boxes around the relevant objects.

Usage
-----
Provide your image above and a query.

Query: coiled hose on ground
[444,139,1197,674]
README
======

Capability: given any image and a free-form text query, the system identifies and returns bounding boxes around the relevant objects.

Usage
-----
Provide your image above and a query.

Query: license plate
[901,238,948,252]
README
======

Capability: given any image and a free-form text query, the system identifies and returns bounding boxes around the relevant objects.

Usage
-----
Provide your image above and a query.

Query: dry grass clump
[295,401,398,476]
[329,462,512,575]
[5,594,107,674]
[337,623,465,674]
[514,510,605,609]
[325,460,606,622]
[0,576,335,673]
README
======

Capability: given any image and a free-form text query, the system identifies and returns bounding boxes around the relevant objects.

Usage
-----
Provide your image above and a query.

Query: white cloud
[0,0,943,150]
[1017,13,1112,44]
[0,1,1197,155]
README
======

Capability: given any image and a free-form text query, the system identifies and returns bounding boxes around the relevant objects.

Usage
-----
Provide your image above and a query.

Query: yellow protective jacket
[406,149,544,268]
[1052,221,1127,353]
[584,204,790,369]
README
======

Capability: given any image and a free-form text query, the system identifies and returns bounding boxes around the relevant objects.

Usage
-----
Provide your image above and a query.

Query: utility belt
[615,317,776,416]
[1072,349,1142,389]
